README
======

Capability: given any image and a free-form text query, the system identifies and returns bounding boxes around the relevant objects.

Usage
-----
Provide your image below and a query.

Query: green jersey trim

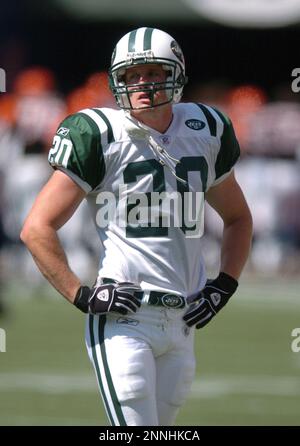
[212,107,240,181]
[212,107,231,126]
[92,108,115,144]
[196,103,217,137]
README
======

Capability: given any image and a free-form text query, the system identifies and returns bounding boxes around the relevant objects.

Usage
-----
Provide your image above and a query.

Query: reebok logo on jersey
[116,317,139,326]
[210,292,221,306]
[97,289,109,302]
[185,119,206,131]
[57,127,70,136]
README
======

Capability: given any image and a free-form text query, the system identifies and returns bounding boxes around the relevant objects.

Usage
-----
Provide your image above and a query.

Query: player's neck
[130,104,173,134]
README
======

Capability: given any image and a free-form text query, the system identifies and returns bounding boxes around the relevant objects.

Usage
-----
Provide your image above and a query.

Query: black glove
[183,272,238,329]
[74,282,142,315]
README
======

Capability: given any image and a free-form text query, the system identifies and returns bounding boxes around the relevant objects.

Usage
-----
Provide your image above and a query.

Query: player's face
[124,64,168,109]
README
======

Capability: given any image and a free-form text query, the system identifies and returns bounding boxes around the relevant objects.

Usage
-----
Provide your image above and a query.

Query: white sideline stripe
[0,373,300,398]
[0,373,96,393]
[190,376,300,398]
[235,297,300,310]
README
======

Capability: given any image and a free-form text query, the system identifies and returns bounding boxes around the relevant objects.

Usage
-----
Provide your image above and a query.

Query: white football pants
[85,305,196,426]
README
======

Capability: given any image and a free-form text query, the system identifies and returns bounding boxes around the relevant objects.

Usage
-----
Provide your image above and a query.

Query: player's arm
[205,170,253,280]
[20,170,86,303]
[20,169,142,315]
[184,170,252,329]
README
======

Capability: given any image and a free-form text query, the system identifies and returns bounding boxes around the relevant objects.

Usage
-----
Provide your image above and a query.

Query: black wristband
[73,286,90,313]
[217,272,238,295]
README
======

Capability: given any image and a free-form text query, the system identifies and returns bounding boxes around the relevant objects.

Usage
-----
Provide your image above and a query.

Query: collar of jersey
[122,107,180,142]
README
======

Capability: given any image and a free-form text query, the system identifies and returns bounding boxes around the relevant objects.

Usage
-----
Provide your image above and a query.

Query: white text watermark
[291,328,300,353]
[0,68,6,93]
[291,68,300,93]
[95,186,205,238]
[0,328,6,352]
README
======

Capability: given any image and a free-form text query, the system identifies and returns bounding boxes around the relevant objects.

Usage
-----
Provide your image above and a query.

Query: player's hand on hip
[73,282,142,315]
[183,272,238,329]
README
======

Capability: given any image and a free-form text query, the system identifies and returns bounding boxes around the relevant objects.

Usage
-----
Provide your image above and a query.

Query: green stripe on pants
[89,315,114,425]
[98,315,127,426]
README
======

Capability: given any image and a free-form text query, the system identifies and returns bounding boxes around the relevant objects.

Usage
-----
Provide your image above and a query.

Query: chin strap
[124,113,187,185]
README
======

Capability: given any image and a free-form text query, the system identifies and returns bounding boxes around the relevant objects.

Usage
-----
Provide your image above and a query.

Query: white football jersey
[48,102,240,297]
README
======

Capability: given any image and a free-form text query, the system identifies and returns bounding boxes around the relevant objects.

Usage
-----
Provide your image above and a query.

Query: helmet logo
[170,40,184,63]
[185,119,206,131]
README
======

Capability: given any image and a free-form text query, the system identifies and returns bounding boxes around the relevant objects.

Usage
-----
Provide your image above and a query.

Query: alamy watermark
[0,328,6,352]
[0,68,6,93]
[95,186,205,238]
[291,328,300,353]
[291,68,300,93]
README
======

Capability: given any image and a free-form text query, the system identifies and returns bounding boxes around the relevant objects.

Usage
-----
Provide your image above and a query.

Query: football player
[21,28,253,426]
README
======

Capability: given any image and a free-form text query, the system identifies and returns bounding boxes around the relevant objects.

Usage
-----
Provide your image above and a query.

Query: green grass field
[1,277,300,426]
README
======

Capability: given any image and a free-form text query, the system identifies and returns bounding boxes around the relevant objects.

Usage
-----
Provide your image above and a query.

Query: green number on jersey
[176,156,208,234]
[123,156,208,238]
[123,159,167,237]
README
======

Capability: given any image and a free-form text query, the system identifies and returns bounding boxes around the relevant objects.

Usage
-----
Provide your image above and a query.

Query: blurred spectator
[225,85,267,150]
[13,66,66,148]
[184,80,230,109]
[246,102,300,157]
[0,67,63,286]
[235,157,300,273]
[275,188,300,273]
[0,93,17,126]
[66,71,115,114]
[0,170,7,315]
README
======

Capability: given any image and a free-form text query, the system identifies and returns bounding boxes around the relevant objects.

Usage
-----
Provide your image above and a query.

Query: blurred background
[0,0,300,426]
